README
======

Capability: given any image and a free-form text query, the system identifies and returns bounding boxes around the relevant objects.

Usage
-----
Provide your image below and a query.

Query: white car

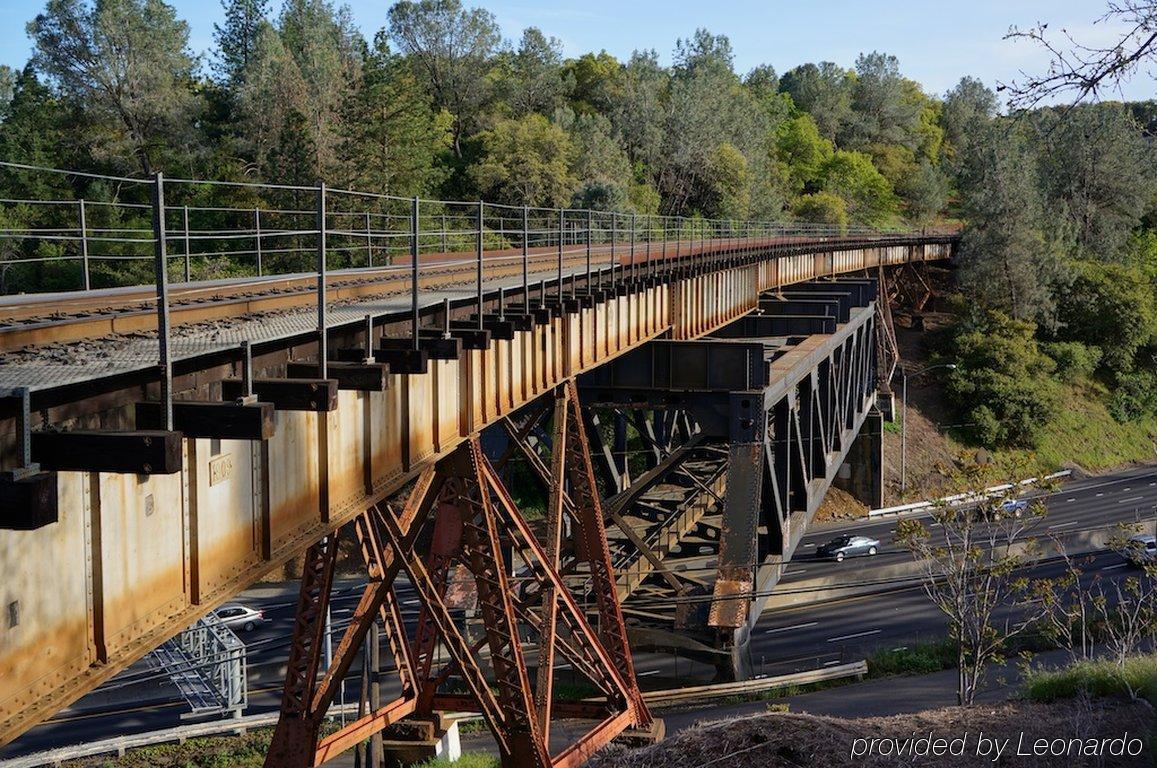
[213,604,264,631]
[1124,534,1156,566]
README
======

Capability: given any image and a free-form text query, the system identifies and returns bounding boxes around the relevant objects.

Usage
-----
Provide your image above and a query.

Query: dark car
[817,535,880,562]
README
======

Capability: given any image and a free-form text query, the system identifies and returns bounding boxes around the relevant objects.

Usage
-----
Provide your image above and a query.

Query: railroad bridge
[0,167,955,766]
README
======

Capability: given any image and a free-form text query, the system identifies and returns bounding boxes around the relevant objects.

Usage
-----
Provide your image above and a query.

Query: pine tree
[213,0,270,86]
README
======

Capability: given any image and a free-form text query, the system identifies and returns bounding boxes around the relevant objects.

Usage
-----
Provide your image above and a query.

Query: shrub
[791,191,847,230]
[1109,369,1157,422]
[1023,654,1157,708]
[944,310,1060,448]
[1042,341,1101,383]
[868,640,956,677]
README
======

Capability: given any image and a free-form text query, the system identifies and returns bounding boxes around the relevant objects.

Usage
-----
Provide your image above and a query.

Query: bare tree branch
[998,2,1157,111]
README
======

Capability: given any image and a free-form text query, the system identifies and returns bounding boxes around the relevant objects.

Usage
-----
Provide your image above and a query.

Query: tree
[27,0,199,174]
[238,22,309,179]
[565,51,621,116]
[743,64,779,101]
[339,30,450,196]
[213,0,269,86]
[568,113,632,210]
[700,142,749,218]
[942,77,998,160]
[944,309,1060,448]
[900,160,950,224]
[778,61,853,140]
[955,122,1060,324]
[1056,260,1155,374]
[278,0,362,178]
[792,191,847,230]
[1000,1,1157,109]
[0,65,16,120]
[387,0,501,157]
[1035,104,1153,260]
[774,113,833,193]
[470,114,575,207]
[818,149,898,226]
[609,51,668,173]
[895,483,1048,705]
[843,51,922,150]
[505,27,571,116]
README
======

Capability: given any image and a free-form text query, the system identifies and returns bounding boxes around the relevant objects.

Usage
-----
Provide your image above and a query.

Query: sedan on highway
[213,604,265,632]
[817,535,880,562]
[1124,534,1156,566]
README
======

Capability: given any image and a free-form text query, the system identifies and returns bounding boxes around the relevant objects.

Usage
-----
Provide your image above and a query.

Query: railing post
[365,210,373,268]
[675,217,682,276]
[78,199,90,291]
[181,205,191,283]
[151,172,173,432]
[522,205,530,312]
[254,208,263,276]
[411,197,420,350]
[477,201,484,330]
[556,208,564,301]
[441,212,447,256]
[610,212,617,289]
[317,182,328,379]
[630,212,636,283]
[586,208,593,292]
[644,216,651,281]
[661,217,667,277]
[240,340,254,399]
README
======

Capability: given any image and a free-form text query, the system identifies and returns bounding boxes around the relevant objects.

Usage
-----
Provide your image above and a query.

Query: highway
[3,464,1154,761]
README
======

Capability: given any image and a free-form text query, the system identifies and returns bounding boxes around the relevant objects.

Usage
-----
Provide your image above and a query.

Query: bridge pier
[834,407,884,509]
[264,382,653,768]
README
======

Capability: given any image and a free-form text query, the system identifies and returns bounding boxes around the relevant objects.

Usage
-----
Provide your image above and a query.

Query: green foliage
[503,27,572,116]
[1109,369,1157,422]
[1042,341,1102,383]
[955,122,1059,326]
[470,113,575,207]
[791,191,847,230]
[1056,260,1155,374]
[387,0,501,157]
[944,309,1060,448]
[565,51,621,116]
[867,639,956,677]
[774,113,832,192]
[1035,104,1153,260]
[819,148,898,225]
[778,61,853,141]
[1023,654,1157,708]
[213,0,269,85]
[843,52,922,150]
[27,0,198,174]
[339,31,451,196]
[700,142,749,218]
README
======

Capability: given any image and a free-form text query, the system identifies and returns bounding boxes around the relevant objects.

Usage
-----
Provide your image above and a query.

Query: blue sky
[1,0,1153,103]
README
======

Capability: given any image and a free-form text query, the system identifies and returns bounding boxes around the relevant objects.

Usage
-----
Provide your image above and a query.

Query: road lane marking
[764,621,818,635]
[826,629,881,643]
[1118,496,1144,504]
[1048,521,1076,530]
[637,669,661,676]
[1096,493,1104,497]
[1102,563,1127,571]
[1066,498,1075,503]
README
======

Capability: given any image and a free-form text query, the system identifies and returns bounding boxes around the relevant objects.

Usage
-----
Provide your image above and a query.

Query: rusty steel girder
[263,384,650,768]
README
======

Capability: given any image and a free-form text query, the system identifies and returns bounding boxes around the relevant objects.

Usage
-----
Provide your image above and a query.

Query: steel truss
[578,278,884,678]
[264,382,650,768]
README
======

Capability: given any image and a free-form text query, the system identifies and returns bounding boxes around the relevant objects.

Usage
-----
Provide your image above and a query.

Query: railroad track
[0,233,937,352]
